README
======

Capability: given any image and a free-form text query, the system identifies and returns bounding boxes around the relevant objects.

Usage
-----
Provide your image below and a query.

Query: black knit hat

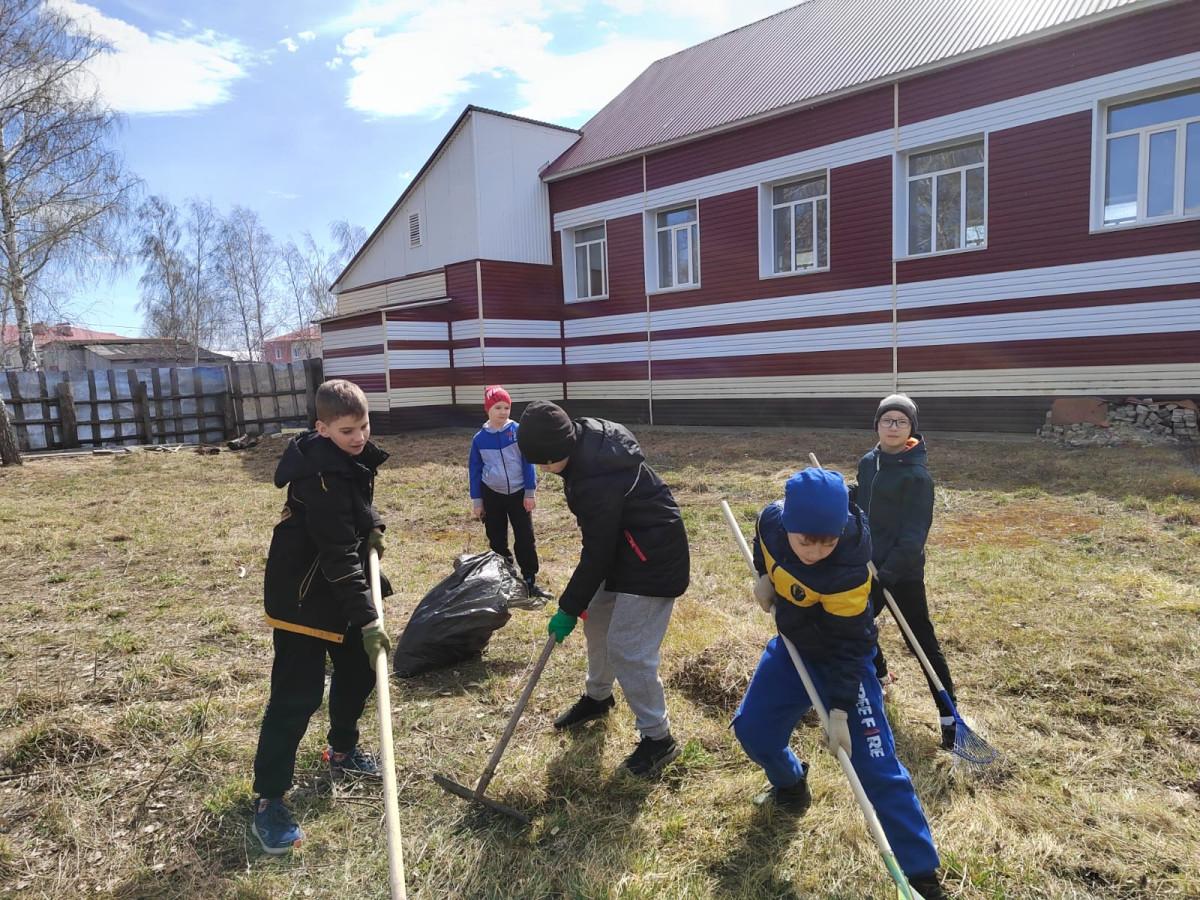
[517,401,577,464]
[874,393,919,432]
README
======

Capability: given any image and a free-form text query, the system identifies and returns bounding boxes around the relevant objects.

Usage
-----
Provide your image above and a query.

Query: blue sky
[59,0,802,336]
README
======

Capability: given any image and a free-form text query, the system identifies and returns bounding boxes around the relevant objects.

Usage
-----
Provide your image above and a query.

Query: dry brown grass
[0,428,1198,899]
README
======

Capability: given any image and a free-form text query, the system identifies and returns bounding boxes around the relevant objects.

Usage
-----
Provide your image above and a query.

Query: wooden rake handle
[368,547,408,900]
[475,633,557,797]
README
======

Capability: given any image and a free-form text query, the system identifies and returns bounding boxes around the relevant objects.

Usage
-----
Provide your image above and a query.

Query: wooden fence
[0,358,323,452]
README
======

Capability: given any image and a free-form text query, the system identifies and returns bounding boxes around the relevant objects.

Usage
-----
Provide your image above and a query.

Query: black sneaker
[763,764,811,814]
[940,723,957,751]
[525,580,553,602]
[553,693,616,730]
[908,872,948,900]
[325,746,381,779]
[622,734,680,777]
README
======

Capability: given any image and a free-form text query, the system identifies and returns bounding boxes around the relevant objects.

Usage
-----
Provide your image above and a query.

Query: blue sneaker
[252,797,303,855]
[324,746,380,778]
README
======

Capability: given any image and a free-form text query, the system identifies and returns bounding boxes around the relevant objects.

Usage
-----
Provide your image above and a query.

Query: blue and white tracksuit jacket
[469,420,536,504]
[732,500,940,877]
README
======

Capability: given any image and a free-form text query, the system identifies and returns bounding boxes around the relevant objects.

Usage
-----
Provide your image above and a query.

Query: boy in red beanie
[468,386,549,600]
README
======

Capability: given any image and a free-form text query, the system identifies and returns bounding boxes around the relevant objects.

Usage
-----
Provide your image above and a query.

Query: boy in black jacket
[250,379,392,855]
[517,401,690,777]
[856,393,960,750]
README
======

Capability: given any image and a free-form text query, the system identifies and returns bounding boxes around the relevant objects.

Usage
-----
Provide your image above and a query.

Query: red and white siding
[321,313,389,412]
[548,3,1200,430]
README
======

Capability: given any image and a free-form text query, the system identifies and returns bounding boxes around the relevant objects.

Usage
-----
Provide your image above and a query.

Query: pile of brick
[1037,397,1199,447]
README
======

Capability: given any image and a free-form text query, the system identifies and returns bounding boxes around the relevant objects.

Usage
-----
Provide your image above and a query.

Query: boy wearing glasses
[855,394,961,751]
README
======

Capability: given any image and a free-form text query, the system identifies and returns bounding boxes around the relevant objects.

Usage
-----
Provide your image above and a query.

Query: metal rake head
[951,720,1001,778]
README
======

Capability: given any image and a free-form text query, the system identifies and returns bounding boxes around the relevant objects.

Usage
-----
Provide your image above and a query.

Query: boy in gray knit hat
[855,393,962,750]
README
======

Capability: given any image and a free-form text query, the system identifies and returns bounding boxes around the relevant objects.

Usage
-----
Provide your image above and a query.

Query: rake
[433,633,557,824]
[367,547,408,900]
[806,452,1000,775]
[720,500,923,900]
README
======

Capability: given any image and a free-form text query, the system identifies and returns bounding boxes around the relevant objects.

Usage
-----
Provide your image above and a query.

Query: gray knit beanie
[874,393,919,432]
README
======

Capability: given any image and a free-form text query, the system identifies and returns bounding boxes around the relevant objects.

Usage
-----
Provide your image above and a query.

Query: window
[652,204,699,290]
[1100,86,1200,227]
[408,212,421,247]
[904,140,985,255]
[274,347,282,361]
[573,224,607,300]
[768,173,828,274]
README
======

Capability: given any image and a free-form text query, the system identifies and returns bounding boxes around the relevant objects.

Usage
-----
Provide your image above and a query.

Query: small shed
[40,338,231,372]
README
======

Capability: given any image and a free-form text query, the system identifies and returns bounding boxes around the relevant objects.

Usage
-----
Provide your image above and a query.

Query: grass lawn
[0,428,1198,900]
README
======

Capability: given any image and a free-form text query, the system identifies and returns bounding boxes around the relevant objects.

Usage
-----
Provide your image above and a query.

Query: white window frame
[895,137,987,259]
[758,170,830,279]
[562,222,608,303]
[644,202,700,294]
[1092,83,1200,231]
[274,346,282,361]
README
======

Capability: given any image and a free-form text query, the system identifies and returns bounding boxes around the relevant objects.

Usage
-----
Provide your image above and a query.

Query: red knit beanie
[484,385,511,412]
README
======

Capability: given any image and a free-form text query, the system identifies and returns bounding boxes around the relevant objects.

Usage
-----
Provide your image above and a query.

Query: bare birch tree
[179,197,222,364]
[134,194,188,352]
[280,231,336,331]
[0,0,138,371]
[217,205,279,360]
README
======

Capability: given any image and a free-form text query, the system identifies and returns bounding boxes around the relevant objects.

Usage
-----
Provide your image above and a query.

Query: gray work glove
[753,574,775,613]
[362,622,392,671]
[826,709,852,758]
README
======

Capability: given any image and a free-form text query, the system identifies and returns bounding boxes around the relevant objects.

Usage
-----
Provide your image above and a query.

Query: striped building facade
[330,0,1200,433]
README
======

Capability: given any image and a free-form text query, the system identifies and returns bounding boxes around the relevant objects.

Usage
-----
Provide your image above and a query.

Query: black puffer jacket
[754,500,876,712]
[554,418,690,616]
[263,431,390,642]
[855,436,933,586]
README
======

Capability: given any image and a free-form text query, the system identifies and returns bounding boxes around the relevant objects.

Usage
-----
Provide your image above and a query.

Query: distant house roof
[42,337,231,364]
[542,0,1167,179]
[0,322,125,348]
[265,326,320,344]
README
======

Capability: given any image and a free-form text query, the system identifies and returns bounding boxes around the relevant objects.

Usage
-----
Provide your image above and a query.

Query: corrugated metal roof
[543,0,1177,179]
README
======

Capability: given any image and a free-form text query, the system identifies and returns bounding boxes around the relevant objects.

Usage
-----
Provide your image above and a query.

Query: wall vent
[408,212,421,247]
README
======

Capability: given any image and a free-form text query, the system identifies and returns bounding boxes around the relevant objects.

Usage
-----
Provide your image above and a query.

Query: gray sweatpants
[582,588,675,741]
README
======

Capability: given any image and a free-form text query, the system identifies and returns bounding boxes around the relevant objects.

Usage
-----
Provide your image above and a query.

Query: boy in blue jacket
[856,394,960,750]
[733,468,946,900]
[469,385,549,600]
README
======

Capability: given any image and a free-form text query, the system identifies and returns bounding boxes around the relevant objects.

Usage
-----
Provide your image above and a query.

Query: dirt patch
[933,502,1107,550]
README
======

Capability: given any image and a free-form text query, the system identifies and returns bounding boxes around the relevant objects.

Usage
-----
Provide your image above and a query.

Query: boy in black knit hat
[517,401,690,777]
[855,393,962,750]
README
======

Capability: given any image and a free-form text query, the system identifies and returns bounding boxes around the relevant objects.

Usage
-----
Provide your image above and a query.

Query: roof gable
[543,0,1170,178]
[332,105,579,291]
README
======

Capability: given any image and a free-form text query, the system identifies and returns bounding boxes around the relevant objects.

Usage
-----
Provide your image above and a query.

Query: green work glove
[362,622,392,671]
[547,609,578,644]
[367,530,385,560]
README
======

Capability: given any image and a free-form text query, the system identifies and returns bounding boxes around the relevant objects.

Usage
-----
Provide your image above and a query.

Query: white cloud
[298,30,317,41]
[280,37,299,52]
[50,0,253,115]
[326,57,345,70]
[330,0,796,122]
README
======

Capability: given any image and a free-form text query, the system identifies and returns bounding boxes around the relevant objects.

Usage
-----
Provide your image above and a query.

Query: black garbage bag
[393,551,522,677]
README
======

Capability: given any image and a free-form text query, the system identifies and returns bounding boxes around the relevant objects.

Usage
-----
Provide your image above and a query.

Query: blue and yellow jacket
[753,500,877,712]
